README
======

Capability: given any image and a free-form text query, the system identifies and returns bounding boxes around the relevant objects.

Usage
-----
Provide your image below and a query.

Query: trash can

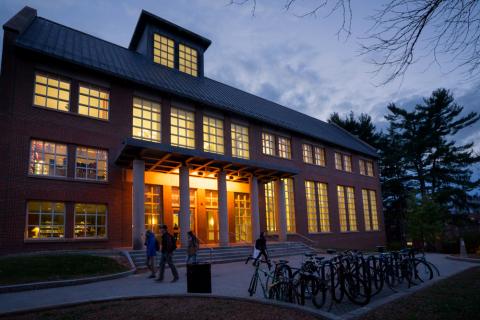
[187,263,211,293]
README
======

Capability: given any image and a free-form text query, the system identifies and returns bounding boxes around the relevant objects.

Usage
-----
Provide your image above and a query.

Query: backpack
[165,233,177,253]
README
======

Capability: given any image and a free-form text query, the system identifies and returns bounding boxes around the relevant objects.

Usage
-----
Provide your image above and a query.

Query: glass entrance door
[172,187,197,243]
[234,193,251,242]
[205,190,219,243]
[145,184,163,235]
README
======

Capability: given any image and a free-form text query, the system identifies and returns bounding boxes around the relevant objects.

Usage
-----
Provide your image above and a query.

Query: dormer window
[153,33,174,68]
[179,44,198,77]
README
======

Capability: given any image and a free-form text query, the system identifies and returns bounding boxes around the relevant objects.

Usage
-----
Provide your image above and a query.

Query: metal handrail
[293,232,317,247]
[228,231,251,244]
[195,236,213,263]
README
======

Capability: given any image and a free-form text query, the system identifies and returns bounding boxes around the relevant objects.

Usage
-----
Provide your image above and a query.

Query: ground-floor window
[305,181,330,233]
[74,203,107,238]
[205,190,219,242]
[26,201,65,239]
[264,181,277,232]
[234,193,251,242]
[337,185,357,232]
[283,178,296,233]
[145,184,163,234]
[362,189,379,231]
[171,187,197,235]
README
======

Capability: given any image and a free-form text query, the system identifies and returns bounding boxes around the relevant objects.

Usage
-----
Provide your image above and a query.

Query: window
[305,181,330,233]
[29,140,67,177]
[362,189,379,231]
[171,107,195,149]
[335,152,352,172]
[78,84,109,120]
[262,132,275,156]
[283,178,296,233]
[264,181,277,232]
[145,185,163,235]
[359,159,375,177]
[314,147,326,166]
[171,187,197,233]
[153,34,174,68]
[179,44,198,76]
[302,144,313,164]
[303,144,326,166]
[33,73,70,112]
[231,123,249,159]
[74,203,107,238]
[132,97,161,142]
[26,201,64,239]
[234,193,251,242]
[75,147,108,181]
[203,116,224,154]
[277,137,291,159]
[337,185,357,232]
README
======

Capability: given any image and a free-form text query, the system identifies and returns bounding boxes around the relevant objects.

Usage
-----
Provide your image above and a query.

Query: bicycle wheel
[414,259,433,282]
[312,278,327,309]
[268,280,296,303]
[248,272,258,296]
[344,274,371,306]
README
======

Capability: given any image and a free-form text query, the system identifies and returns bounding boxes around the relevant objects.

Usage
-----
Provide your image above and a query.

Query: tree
[328,111,381,148]
[406,195,446,248]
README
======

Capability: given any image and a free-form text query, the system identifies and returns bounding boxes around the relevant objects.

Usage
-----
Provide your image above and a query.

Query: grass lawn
[0,297,320,320]
[0,254,129,285]
[361,267,480,320]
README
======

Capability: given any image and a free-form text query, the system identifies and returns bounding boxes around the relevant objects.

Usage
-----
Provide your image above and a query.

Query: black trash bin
[187,263,211,293]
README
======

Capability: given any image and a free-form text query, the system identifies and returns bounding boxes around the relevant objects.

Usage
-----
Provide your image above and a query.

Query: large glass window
[153,34,174,68]
[203,116,224,154]
[171,107,195,149]
[75,147,108,181]
[264,181,277,232]
[277,136,291,159]
[303,144,326,166]
[335,152,352,172]
[231,123,249,159]
[78,84,109,120]
[362,189,379,231]
[234,193,251,242]
[179,44,198,77]
[262,132,275,156]
[359,159,375,177]
[74,203,107,238]
[337,185,357,232]
[26,201,65,239]
[132,97,161,142]
[171,187,197,233]
[33,73,70,112]
[305,181,330,233]
[283,178,296,233]
[314,147,326,166]
[302,144,313,164]
[29,140,67,177]
[145,185,163,235]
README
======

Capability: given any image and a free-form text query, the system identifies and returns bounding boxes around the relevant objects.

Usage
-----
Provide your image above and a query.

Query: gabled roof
[14,15,378,158]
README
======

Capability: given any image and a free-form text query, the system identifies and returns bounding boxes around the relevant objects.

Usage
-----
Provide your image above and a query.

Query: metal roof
[15,15,378,158]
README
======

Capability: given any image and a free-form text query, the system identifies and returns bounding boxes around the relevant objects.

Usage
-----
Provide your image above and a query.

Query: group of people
[144,225,199,282]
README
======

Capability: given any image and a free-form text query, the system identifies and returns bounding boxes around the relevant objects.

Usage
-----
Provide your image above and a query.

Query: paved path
[0,253,476,318]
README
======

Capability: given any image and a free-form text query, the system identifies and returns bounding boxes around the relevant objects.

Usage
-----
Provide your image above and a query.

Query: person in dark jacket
[144,230,157,278]
[254,231,271,268]
[156,225,179,282]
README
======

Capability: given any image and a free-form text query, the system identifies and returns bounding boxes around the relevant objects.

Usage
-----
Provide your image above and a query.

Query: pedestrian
[157,224,179,282]
[144,230,158,278]
[186,230,199,264]
[254,231,271,268]
[173,223,179,244]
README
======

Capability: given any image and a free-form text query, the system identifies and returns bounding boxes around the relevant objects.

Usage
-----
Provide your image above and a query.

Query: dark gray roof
[15,16,378,158]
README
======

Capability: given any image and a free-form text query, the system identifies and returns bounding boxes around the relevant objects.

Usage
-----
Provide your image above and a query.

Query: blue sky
[1,0,479,178]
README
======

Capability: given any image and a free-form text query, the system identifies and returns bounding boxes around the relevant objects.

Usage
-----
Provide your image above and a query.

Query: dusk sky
[1,0,479,177]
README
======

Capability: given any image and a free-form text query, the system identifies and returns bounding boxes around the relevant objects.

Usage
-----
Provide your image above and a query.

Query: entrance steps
[128,241,315,268]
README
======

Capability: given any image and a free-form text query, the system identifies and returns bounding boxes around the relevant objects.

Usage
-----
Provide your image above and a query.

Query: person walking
[186,230,199,264]
[157,225,179,282]
[254,231,271,268]
[144,230,158,278]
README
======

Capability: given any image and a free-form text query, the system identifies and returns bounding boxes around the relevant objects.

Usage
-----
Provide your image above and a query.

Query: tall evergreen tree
[328,111,381,149]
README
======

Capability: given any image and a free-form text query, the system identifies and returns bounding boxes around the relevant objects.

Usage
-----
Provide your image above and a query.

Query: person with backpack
[144,230,158,278]
[156,224,179,282]
[254,231,271,269]
[186,230,199,264]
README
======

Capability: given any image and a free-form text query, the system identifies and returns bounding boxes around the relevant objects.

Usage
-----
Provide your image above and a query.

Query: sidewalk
[0,253,475,317]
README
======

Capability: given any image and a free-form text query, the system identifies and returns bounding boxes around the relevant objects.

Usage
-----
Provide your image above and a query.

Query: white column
[276,178,287,242]
[218,170,229,246]
[132,159,145,250]
[250,175,260,244]
[179,164,190,248]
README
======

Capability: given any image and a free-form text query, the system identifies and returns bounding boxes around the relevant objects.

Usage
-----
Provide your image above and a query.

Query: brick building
[0,7,385,253]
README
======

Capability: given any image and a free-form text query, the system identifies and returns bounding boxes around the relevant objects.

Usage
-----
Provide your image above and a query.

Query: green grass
[361,267,480,320]
[0,254,129,285]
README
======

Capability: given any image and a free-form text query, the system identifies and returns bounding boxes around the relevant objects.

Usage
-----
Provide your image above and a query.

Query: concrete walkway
[0,253,476,317]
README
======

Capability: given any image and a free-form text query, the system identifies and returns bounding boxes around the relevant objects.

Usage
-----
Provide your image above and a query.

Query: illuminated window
[359,159,375,177]
[314,147,326,166]
[262,132,275,156]
[283,178,296,233]
[305,181,330,233]
[231,123,249,159]
[303,144,326,166]
[171,187,197,233]
[264,181,277,232]
[235,193,251,242]
[171,107,195,149]
[74,203,107,238]
[335,152,352,172]
[33,73,70,112]
[362,189,379,231]
[203,116,224,154]
[179,44,198,76]
[29,140,67,177]
[132,97,161,142]
[337,185,357,232]
[78,84,109,120]
[153,34,174,68]
[277,137,291,159]
[75,147,108,181]
[145,185,163,235]
[303,144,313,164]
[26,201,64,239]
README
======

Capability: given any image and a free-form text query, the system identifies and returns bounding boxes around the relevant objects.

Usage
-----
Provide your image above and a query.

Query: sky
[1,0,479,177]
